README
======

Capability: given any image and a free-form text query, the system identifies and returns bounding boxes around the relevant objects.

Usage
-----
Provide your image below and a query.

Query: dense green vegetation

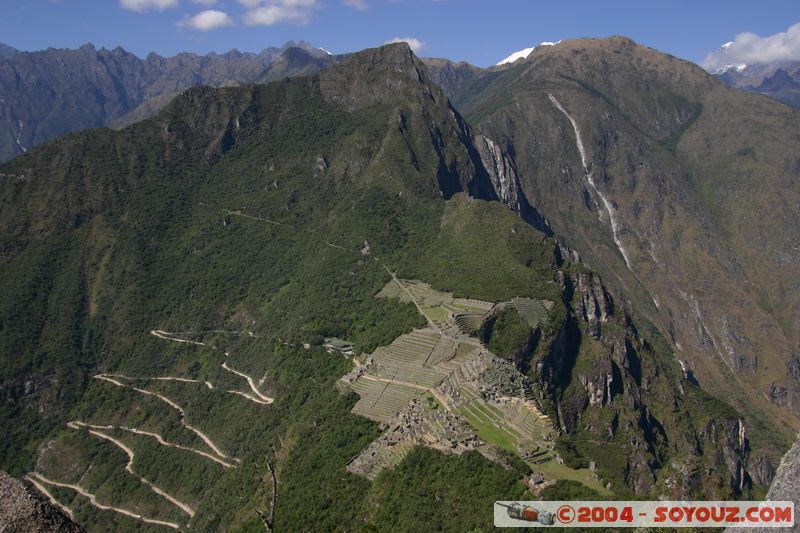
[480,307,535,358]
[0,42,765,531]
[0,47,567,531]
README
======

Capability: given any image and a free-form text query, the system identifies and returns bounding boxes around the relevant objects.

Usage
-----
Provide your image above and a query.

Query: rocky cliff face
[0,471,84,532]
[452,36,800,464]
[0,41,335,162]
[716,61,800,108]
[728,437,800,532]
[527,269,755,497]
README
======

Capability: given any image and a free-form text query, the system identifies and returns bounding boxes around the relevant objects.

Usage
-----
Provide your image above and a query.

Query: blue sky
[1,0,798,67]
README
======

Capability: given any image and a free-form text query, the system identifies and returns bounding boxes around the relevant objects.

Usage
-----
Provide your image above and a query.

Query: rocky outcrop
[0,471,84,532]
[573,272,612,338]
[0,41,335,162]
[472,134,553,235]
[474,135,523,213]
[532,270,752,497]
[727,437,800,532]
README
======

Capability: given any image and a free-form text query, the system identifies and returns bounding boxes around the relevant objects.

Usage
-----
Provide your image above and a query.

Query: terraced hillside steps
[349,378,420,422]
[374,278,410,303]
[367,329,446,388]
[425,336,458,367]
[454,312,485,334]
[509,298,551,328]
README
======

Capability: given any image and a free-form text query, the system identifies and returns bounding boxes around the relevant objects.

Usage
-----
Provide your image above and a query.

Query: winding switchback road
[93,374,239,464]
[28,472,181,530]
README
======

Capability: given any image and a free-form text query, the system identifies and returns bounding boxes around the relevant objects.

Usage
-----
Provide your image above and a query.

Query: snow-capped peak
[497,47,535,66]
[319,47,332,55]
[496,40,561,66]
[713,63,748,75]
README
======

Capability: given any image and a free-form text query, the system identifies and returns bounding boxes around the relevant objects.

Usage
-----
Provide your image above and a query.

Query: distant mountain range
[2,36,800,530]
[713,61,800,108]
[2,40,798,164]
[0,40,335,161]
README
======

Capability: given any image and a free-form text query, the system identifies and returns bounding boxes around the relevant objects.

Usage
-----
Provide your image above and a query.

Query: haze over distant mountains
[0,40,335,162]
[713,61,800,108]
[1,34,800,530]
[1,39,799,163]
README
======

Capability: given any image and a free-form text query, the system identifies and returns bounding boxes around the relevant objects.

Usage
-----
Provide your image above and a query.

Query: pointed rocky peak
[757,68,800,91]
[0,42,19,59]
[0,471,85,532]
[319,42,434,109]
[278,46,315,65]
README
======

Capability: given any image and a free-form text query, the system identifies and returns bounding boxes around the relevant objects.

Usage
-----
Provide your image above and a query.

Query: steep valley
[0,39,797,531]
[452,37,800,465]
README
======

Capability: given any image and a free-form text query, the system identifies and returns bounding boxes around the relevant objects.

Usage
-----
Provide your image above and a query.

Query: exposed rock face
[573,272,612,337]
[727,437,800,532]
[474,134,523,213]
[420,58,484,105]
[0,471,84,532]
[532,270,753,497]
[472,133,552,235]
[0,41,336,162]
[454,36,800,462]
[319,43,496,199]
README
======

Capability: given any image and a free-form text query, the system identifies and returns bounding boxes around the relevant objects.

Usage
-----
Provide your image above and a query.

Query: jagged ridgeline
[446,37,800,475]
[0,43,758,531]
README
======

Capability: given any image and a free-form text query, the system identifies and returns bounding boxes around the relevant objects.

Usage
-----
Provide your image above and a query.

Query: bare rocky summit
[0,471,83,533]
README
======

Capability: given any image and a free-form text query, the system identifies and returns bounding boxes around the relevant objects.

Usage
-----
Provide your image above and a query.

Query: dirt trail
[149,330,206,346]
[147,328,274,403]
[28,472,181,530]
[380,267,442,334]
[69,422,196,517]
[226,389,273,405]
[93,374,239,464]
[107,373,214,390]
[221,362,274,404]
[222,206,352,255]
[25,475,76,520]
[217,205,443,337]
[74,421,235,468]
[223,208,295,228]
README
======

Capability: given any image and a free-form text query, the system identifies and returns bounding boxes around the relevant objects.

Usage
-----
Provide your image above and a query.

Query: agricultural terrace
[342,277,601,493]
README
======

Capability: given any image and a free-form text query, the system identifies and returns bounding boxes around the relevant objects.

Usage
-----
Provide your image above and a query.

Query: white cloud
[191,0,218,5]
[702,22,800,72]
[119,0,179,12]
[179,9,234,31]
[344,0,368,10]
[241,0,318,26]
[384,37,424,54]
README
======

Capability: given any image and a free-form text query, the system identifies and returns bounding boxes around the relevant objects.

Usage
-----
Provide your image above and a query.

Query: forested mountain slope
[0,43,766,531]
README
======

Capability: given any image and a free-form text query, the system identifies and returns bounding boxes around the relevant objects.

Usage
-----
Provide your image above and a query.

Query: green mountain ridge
[0,40,793,530]
[449,36,800,462]
[0,41,336,162]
